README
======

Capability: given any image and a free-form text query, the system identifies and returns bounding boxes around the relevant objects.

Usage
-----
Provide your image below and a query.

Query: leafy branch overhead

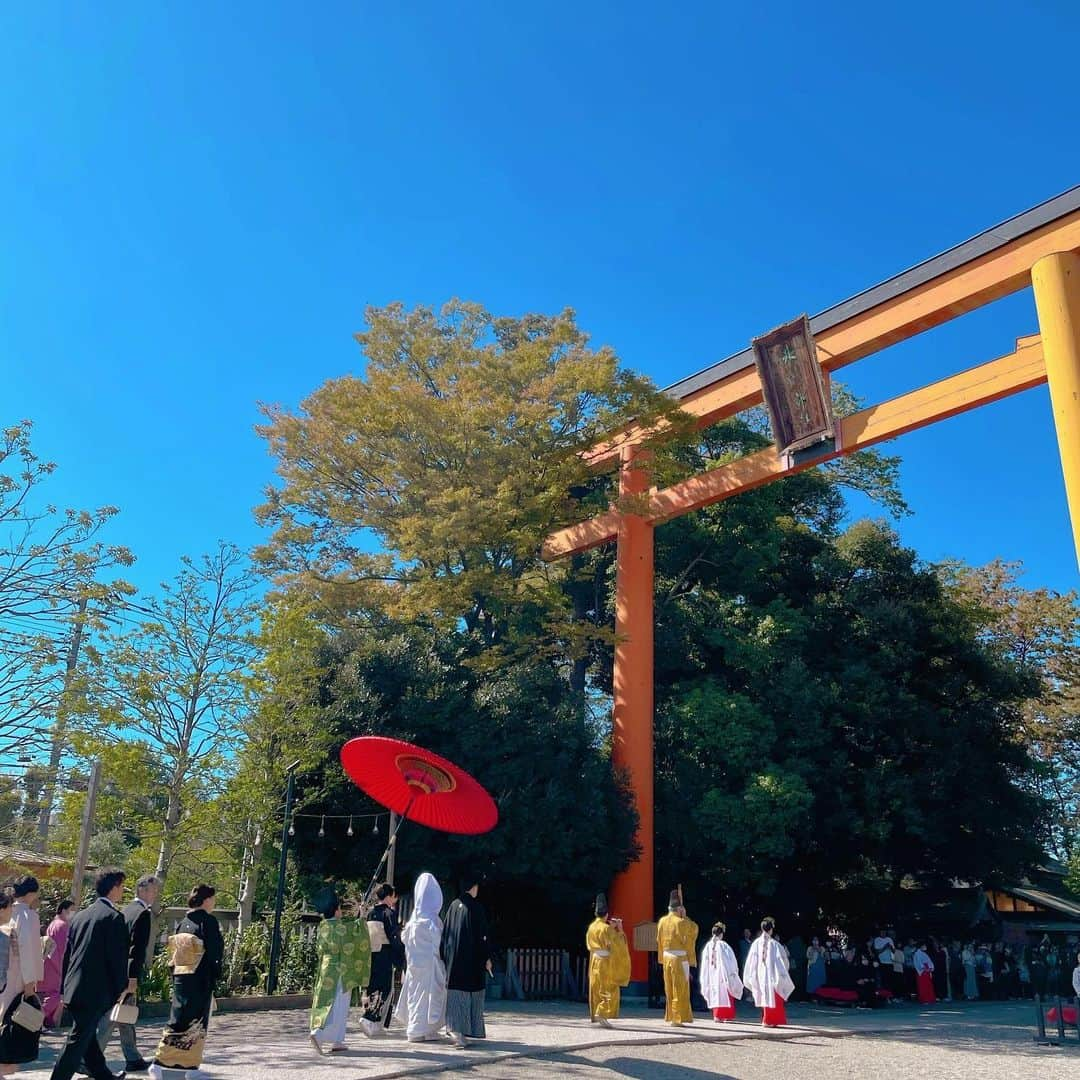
[255,301,687,656]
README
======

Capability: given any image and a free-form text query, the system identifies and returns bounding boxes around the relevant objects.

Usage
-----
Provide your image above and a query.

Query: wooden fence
[504,948,587,1002]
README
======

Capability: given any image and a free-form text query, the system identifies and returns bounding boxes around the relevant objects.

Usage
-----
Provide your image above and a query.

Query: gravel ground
[456,1026,1080,1080]
[25,1000,1079,1079]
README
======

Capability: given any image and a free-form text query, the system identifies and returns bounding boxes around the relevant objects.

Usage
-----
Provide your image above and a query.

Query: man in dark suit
[50,869,130,1080]
[96,874,161,1073]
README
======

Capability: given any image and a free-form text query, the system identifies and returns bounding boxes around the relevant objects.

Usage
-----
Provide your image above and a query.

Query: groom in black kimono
[441,873,493,1049]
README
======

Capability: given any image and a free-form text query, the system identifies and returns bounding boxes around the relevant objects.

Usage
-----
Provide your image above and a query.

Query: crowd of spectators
[771,927,1080,1008]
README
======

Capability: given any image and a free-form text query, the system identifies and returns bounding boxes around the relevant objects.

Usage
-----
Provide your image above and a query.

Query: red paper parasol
[340,736,498,835]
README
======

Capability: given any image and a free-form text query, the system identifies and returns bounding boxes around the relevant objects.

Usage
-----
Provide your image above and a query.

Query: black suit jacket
[61,897,129,1013]
[123,900,152,982]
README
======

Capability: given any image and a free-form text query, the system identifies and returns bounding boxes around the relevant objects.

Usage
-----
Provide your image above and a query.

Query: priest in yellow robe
[586,893,629,1025]
[656,890,698,1025]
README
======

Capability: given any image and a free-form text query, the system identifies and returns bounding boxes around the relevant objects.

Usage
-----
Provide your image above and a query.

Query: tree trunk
[229,825,263,990]
[238,827,263,933]
[155,778,183,883]
[37,595,89,848]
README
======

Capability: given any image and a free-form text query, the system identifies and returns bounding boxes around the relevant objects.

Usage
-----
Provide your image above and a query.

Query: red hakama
[916,970,936,1004]
[761,998,787,1027]
[713,1004,736,1022]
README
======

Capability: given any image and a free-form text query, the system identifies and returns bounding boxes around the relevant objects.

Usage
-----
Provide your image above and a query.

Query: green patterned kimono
[310,917,372,1031]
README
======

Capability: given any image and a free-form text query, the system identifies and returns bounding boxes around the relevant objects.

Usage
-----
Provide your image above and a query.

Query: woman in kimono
[38,900,74,1028]
[585,894,628,1026]
[394,873,447,1043]
[308,889,371,1055]
[149,884,224,1080]
[743,917,793,1028]
[0,877,42,1076]
[805,936,826,996]
[0,892,12,1078]
[913,941,936,1004]
[360,883,404,1036]
[656,891,698,1026]
[699,922,743,1022]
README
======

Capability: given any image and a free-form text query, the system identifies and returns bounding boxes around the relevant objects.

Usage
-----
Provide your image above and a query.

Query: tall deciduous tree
[222,599,334,931]
[942,559,1080,859]
[255,302,683,660]
[75,543,258,892]
[0,421,134,769]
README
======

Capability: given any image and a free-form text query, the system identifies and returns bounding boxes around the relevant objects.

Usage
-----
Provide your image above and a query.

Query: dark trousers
[50,1005,112,1080]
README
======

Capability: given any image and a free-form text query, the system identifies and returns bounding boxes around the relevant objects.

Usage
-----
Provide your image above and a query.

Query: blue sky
[3,2,1079,597]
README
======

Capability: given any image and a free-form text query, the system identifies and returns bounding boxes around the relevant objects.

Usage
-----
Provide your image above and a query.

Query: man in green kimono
[309,889,372,1055]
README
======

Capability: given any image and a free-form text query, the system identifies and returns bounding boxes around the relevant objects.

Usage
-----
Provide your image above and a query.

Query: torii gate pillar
[1032,251,1080,569]
[609,444,655,984]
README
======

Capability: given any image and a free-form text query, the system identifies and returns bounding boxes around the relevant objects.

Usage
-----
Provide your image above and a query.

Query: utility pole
[38,594,89,847]
[70,759,101,903]
[266,759,300,995]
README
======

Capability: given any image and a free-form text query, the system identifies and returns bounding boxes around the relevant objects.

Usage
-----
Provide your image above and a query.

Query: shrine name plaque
[633,920,658,953]
[751,314,836,455]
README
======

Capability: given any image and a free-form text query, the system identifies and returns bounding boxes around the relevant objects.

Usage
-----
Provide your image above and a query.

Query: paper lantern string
[285,810,389,840]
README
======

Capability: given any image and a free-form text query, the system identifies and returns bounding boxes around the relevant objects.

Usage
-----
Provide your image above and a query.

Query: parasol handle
[361,795,416,907]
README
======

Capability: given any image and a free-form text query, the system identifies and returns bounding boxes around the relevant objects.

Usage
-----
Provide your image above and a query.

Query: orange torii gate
[542,187,1080,985]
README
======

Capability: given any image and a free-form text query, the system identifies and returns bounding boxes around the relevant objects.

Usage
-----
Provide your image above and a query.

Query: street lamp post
[266,759,301,995]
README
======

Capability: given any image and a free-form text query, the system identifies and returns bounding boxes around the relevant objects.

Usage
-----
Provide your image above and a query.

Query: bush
[144,912,318,1001]
[276,912,318,995]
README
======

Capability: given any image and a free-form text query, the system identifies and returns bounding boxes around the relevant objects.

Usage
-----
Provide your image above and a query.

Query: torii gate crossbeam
[544,188,1080,987]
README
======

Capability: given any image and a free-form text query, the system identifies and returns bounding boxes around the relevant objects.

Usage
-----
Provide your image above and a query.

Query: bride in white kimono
[743,917,794,1028]
[394,873,448,1042]
[699,922,743,1022]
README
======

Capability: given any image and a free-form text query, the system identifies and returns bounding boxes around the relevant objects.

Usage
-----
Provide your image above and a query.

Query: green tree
[942,559,1080,860]
[641,488,1047,921]
[255,301,683,661]
[221,598,335,933]
[73,543,258,897]
[0,421,135,844]
[281,624,638,946]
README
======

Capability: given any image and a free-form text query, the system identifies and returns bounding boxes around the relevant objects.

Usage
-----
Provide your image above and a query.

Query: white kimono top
[11,901,43,986]
[743,933,794,1008]
[394,872,447,1038]
[699,937,743,1009]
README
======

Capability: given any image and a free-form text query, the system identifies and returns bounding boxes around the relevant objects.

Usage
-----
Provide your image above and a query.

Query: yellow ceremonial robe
[586,918,627,1019]
[656,912,698,1024]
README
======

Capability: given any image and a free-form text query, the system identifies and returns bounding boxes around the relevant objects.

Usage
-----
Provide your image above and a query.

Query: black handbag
[0,992,42,1064]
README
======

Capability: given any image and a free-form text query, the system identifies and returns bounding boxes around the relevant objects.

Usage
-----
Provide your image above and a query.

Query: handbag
[0,993,42,1064]
[12,998,43,1033]
[110,995,139,1025]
